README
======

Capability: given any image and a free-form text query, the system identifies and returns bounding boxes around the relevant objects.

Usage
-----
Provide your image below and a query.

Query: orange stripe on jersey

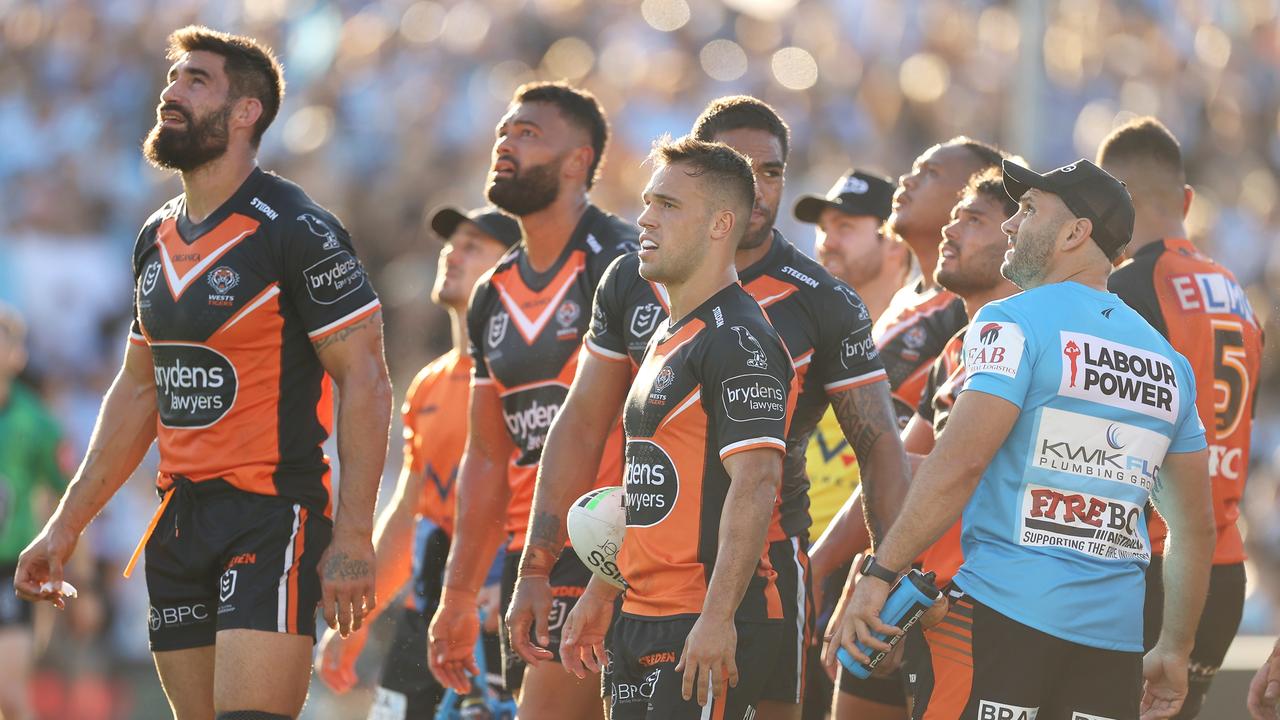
[307,299,381,340]
[743,274,799,309]
[155,214,258,301]
[491,251,586,345]
[921,620,975,719]
[824,370,889,395]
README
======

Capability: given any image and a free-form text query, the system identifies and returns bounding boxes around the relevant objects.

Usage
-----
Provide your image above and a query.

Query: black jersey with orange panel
[128,168,381,518]
[618,283,795,621]
[873,280,968,428]
[585,233,885,541]
[466,204,638,551]
[1109,237,1264,565]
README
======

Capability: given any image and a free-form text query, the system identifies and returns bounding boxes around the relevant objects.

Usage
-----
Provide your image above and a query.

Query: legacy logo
[731,326,769,369]
[964,321,1024,379]
[151,343,237,429]
[1033,408,1169,491]
[624,440,679,527]
[722,374,786,422]
[1020,483,1149,561]
[1057,332,1178,423]
[488,311,509,346]
[978,701,1038,720]
[303,251,365,305]
[219,569,237,603]
[630,304,663,339]
[141,260,162,296]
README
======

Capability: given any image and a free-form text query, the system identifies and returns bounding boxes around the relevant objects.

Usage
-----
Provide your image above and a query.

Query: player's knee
[215,712,292,719]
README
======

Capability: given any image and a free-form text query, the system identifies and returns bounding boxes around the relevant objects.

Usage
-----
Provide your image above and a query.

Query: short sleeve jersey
[466,205,638,550]
[130,168,381,516]
[401,350,472,537]
[952,282,1206,651]
[1109,238,1264,564]
[586,233,885,541]
[0,382,68,561]
[618,284,794,621]
[872,280,969,428]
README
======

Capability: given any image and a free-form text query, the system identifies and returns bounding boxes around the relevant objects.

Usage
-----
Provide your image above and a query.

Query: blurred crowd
[2,0,1280,717]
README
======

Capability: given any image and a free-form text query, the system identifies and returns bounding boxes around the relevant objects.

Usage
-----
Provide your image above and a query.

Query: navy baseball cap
[794,170,895,224]
[1002,158,1135,260]
[430,206,522,248]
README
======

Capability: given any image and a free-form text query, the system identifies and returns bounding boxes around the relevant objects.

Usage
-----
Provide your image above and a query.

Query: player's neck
[518,191,590,273]
[961,279,1018,319]
[733,230,775,272]
[1127,217,1187,256]
[180,152,257,225]
[667,262,738,325]
[448,303,469,353]
[903,232,941,291]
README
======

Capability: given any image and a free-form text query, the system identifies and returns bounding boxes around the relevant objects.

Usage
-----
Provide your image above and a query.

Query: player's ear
[1182,185,1194,220]
[565,145,594,184]
[1063,216,1092,252]
[233,96,263,137]
[710,207,736,244]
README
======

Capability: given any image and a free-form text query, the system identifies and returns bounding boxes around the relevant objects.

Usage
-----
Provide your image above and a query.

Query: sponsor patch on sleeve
[721,373,787,422]
[304,250,367,305]
[963,321,1025,379]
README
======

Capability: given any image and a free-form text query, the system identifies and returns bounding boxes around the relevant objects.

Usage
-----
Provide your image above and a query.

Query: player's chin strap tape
[215,712,292,719]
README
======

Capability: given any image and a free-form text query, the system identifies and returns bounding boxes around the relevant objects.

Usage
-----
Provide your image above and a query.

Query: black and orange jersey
[873,279,968,428]
[618,284,794,621]
[586,233,885,541]
[129,168,380,517]
[401,350,472,538]
[467,204,638,551]
[1109,237,1264,564]
[913,326,967,587]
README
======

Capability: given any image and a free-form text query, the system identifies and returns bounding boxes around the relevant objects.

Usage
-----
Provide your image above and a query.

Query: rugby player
[507,97,908,720]
[426,82,638,719]
[840,159,1214,719]
[0,305,69,720]
[16,27,391,720]
[806,141,1005,716]
[558,135,794,719]
[315,207,519,717]
[1099,117,1264,719]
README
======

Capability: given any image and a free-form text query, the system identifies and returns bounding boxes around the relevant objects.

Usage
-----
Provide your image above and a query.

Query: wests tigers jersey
[1109,238,1264,564]
[873,280,968,428]
[467,205,638,550]
[129,168,381,516]
[586,234,885,541]
[619,284,794,621]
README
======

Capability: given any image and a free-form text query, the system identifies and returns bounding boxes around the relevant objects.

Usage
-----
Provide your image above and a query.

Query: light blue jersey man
[835,158,1215,720]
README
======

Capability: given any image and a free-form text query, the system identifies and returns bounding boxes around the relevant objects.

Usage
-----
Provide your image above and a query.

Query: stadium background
[0,0,1278,717]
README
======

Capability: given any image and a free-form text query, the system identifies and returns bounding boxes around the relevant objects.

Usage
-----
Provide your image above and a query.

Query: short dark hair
[514,81,609,189]
[167,26,285,147]
[945,136,1005,171]
[692,95,791,162]
[965,167,1019,218]
[650,135,756,222]
[1096,116,1184,177]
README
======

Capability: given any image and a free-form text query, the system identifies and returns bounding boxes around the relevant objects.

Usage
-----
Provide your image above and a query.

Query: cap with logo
[794,170,895,224]
[430,206,522,249]
[1001,158,1135,261]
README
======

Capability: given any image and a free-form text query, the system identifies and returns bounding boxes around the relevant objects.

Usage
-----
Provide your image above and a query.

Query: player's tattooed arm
[830,381,910,546]
[312,311,382,352]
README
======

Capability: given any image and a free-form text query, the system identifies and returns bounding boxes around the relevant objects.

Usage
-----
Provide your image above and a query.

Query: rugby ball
[567,486,627,589]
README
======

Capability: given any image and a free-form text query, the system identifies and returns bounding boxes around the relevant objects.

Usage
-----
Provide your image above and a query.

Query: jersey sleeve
[960,303,1033,408]
[584,254,632,362]
[1169,353,1208,453]
[813,283,887,394]
[128,225,150,345]
[466,279,493,383]
[702,323,793,461]
[280,210,381,342]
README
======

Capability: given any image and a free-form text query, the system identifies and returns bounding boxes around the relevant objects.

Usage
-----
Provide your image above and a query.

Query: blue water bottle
[836,569,940,679]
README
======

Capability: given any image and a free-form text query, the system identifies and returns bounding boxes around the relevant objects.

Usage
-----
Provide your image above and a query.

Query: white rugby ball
[567,486,627,589]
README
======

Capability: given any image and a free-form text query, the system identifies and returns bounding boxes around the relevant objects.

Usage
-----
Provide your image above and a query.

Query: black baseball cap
[1002,158,1135,260]
[430,206,522,248]
[794,170,895,224]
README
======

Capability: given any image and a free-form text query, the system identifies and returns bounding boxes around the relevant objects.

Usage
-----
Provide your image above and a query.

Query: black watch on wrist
[858,555,900,584]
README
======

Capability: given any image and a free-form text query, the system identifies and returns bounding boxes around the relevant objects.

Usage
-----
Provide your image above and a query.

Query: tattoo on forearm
[831,384,900,543]
[323,551,371,581]
[313,311,381,352]
[527,511,563,552]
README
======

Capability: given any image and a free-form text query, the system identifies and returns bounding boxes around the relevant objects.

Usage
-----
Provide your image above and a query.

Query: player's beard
[737,201,776,251]
[144,102,232,172]
[1001,225,1056,290]
[488,155,563,217]
[937,240,1007,295]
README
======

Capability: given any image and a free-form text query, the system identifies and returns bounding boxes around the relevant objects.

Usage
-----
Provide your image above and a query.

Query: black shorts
[0,563,33,629]
[1143,557,1245,719]
[144,480,331,652]
[372,523,507,719]
[909,585,1141,720]
[609,615,783,720]
[824,557,907,708]
[497,548,592,692]
[761,536,814,704]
